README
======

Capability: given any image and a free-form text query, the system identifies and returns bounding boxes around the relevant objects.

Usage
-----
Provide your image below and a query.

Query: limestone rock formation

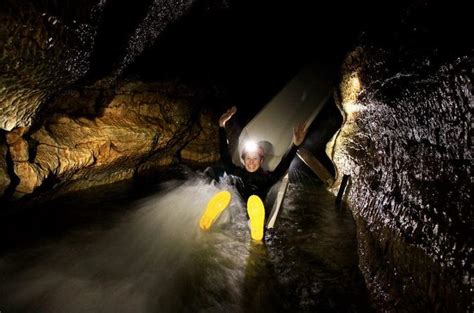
[330,47,472,311]
[3,81,219,197]
[0,0,225,132]
[0,0,97,131]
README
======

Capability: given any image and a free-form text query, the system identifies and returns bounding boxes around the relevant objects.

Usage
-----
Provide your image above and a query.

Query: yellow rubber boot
[199,191,232,230]
[247,195,265,241]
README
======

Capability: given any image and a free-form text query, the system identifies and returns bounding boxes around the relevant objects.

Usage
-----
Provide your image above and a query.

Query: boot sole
[247,195,265,241]
[199,191,232,230]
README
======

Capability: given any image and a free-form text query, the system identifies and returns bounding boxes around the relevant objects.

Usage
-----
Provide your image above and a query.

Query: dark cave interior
[0,1,472,312]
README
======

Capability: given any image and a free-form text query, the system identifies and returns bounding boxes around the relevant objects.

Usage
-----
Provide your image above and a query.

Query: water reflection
[242,243,283,313]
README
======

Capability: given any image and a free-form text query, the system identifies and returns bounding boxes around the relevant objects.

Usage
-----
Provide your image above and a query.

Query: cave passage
[0,170,373,312]
[0,0,471,311]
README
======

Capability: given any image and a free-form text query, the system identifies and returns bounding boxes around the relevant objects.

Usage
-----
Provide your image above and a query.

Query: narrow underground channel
[0,168,373,313]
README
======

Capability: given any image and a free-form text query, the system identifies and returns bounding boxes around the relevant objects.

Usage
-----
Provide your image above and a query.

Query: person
[199,106,308,241]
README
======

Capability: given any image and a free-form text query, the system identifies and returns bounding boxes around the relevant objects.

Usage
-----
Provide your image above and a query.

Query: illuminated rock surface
[0,0,226,198]
[3,81,219,197]
[0,0,99,131]
[331,46,472,311]
[0,0,207,131]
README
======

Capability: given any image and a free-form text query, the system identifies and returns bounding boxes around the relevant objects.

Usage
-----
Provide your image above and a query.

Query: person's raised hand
[219,106,237,127]
[292,121,308,146]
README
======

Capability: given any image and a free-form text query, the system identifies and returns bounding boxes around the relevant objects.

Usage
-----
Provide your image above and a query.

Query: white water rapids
[0,178,258,312]
[0,172,372,312]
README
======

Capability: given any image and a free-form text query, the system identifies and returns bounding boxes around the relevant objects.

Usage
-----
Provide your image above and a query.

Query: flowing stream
[0,169,373,312]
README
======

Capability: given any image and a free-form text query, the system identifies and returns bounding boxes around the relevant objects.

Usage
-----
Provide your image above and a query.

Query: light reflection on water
[0,173,372,312]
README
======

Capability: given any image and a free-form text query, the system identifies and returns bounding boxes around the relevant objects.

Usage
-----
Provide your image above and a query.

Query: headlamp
[244,141,258,153]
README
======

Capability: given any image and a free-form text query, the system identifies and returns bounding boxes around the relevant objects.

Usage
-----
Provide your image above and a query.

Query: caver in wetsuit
[199,111,306,240]
[213,127,298,203]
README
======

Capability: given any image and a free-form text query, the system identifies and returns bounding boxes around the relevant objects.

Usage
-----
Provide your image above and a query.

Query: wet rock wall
[0,0,234,201]
[1,81,220,199]
[0,0,225,132]
[331,46,472,312]
[0,0,99,131]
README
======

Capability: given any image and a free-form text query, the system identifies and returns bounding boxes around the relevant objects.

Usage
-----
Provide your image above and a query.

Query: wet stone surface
[335,47,472,312]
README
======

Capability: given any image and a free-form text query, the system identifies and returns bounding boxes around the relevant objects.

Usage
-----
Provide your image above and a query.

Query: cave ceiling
[0,0,370,131]
[0,0,470,131]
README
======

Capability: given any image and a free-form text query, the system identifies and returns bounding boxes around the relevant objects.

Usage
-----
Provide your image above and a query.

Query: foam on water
[0,177,256,313]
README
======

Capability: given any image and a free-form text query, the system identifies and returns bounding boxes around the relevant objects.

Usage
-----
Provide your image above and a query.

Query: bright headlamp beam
[244,141,258,153]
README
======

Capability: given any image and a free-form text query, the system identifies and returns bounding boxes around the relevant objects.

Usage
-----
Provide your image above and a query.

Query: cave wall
[0,0,98,131]
[2,81,220,198]
[331,46,472,312]
[0,0,233,201]
[0,0,223,132]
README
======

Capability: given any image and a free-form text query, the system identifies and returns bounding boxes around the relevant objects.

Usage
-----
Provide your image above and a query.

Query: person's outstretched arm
[218,106,238,169]
[271,121,308,180]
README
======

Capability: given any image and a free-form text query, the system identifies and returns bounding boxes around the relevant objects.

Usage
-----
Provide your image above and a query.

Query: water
[0,170,373,312]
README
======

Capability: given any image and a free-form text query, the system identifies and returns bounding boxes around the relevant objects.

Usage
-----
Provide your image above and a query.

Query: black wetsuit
[211,127,298,202]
